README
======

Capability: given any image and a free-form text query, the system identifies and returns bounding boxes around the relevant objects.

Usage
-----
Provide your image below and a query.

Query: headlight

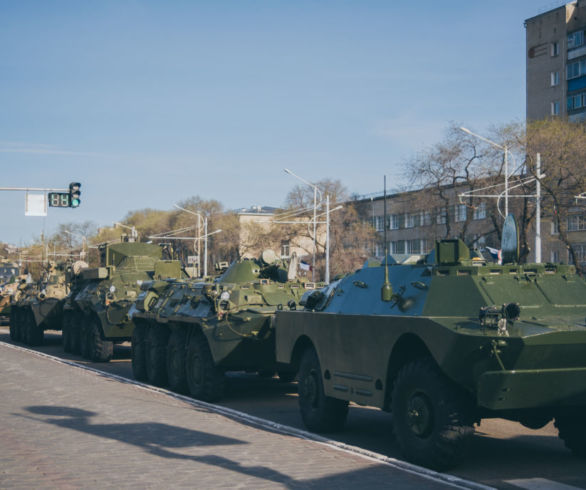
[109,285,116,294]
[220,291,230,301]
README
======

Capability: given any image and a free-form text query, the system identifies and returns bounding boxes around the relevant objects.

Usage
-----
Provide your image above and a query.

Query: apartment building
[526,1,586,121]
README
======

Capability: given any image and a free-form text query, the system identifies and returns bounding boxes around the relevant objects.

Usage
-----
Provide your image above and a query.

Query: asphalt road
[2,328,585,490]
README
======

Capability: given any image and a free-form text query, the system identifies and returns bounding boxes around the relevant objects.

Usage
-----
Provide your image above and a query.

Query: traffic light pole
[0,186,69,192]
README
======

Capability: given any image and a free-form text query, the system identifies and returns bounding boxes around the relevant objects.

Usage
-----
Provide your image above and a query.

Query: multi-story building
[526,1,586,121]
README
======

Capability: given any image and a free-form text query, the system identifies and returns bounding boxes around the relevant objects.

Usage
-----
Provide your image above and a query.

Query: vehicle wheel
[62,312,73,353]
[9,309,17,340]
[185,330,225,402]
[555,413,586,457]
[131,324,148,381]
[146,326,169,387]
[391,358,475,470]
[13,308,22,342]
[80,318,91,359]
[298,347,348,432]
[22,309,33,345]
[27,310,43,346]
[16,308,25,342]
[166,328,188,393]
[70,312,82,355]
[277,370,296,383]
[86,317,113,362]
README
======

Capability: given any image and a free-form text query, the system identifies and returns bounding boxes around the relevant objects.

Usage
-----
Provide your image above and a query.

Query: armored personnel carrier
[9,264,70,346]
[62,241,181,362]
[130,250,315,401]
[275,217,586,470]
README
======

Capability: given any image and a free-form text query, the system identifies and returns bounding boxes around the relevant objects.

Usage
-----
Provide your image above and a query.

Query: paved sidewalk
[0,343,480,489]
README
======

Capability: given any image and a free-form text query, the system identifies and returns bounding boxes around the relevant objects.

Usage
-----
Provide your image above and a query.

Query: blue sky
[0,0,559,245]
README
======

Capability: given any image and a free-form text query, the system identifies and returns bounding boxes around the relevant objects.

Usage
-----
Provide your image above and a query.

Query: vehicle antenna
[381,175,393,301]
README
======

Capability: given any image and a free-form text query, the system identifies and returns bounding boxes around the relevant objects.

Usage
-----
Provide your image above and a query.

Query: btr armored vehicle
[275,227,586,470]
[62,241,181,362]
[130,250,316,401]
[9,263,70,346]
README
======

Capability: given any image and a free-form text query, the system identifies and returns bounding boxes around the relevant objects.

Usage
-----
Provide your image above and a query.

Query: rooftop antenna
[381,175,393,302]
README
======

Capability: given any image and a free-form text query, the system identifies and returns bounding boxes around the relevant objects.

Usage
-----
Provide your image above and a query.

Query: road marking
[506,478,583,490]
[1,340,493,490]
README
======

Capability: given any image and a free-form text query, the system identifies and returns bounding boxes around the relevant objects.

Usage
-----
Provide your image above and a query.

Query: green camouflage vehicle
[9,264,70,346]
[275,228,586,470]
[62,241,181,362]
[130,250,316,401]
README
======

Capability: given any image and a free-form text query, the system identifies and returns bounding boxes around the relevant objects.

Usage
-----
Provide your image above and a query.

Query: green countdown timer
[48,192,72,208]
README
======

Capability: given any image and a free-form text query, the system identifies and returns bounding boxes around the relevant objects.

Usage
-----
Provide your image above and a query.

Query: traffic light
[69,182,81,208]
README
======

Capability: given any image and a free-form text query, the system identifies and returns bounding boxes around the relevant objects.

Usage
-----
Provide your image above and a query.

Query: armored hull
[62,242,181,362]
[9,269,69,346]
[130,252,315,401]
[275,239,586,469]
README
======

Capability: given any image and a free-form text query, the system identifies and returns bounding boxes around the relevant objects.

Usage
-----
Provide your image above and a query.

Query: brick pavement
[0,343,484,489]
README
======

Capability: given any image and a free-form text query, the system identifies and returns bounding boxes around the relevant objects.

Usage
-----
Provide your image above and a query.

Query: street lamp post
[174,204,208,277]
[284,168,323,282]
[460,127,509,217]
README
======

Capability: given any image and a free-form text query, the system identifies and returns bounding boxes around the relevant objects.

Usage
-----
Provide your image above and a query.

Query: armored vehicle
[62,241,181,362]
[130,250,315,401]
[9,264,70,346]
[275,228,586,470]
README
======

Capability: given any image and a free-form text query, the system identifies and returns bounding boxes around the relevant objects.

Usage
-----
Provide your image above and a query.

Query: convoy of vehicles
[5,216,586,471]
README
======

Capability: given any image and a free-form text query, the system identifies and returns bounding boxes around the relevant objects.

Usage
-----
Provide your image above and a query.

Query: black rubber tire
[9,309,17,341]
[62,312,73,353]
[70,312,83,355]
[146,326,169,387]
[13,308,23,342]
[27,309,43,346]
[80,318,91,359]
[86,317,113,362]
[298,347,349,432]
[185,330,225,402]
[131,324,148,381]
[555,413,586,457]
[391,358,475,470]
[166,328,188,393]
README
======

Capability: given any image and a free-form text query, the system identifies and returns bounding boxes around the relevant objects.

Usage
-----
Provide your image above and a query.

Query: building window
[568,30,584,50]
[551,250,560,263]
[551,101,560,116]
[570,243,586,266]
[391,240,405,254]
[567,214,586,231]
[422,211,432,226]
[390,214,401,230]
[551,71,560,86]
[436,207,447,224]
[551,220,559,235]
[404,213,420,228]
[567,59,586,80]
[406,239,422,254]
[375,216,384,231]
[551,42,560,56]
[473,202,487,220]
[455,204,467,222]
[280,241,290,258]
[567,91,586,111]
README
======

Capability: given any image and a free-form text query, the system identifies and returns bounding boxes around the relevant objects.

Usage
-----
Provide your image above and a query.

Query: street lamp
[460,127,510,217]
[284,168,323,281]
[174,204,209,277]
[114,222,138,241]
[63,230,87,260]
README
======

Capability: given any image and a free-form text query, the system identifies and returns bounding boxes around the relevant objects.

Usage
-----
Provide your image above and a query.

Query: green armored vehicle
[9,263,70,346]
[130,250,315,401]
[275,220,586,470]
[62,241,181,362]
